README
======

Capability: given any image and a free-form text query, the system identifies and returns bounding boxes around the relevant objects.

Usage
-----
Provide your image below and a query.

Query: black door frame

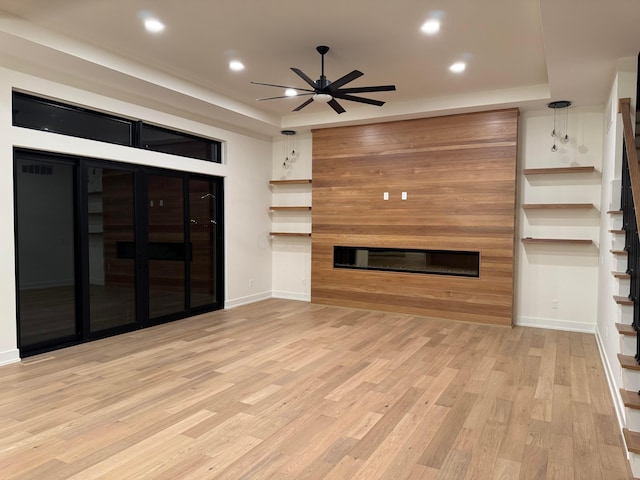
[14,148,225,356]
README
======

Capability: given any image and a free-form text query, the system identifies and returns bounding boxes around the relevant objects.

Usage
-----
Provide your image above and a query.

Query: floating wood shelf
[269,232,311,237]
[523,166,596,175]
[522,203,594,209]
[269,179,312,185]
[269,206,312,211]
[521,238,593,245]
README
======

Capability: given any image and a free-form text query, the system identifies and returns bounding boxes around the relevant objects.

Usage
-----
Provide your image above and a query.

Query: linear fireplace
[333,246,480,277]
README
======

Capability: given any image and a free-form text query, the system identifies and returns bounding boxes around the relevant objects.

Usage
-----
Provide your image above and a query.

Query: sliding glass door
[147,173,186,320]
[87,166,138,334]
[189,178,220,309]
[15,157,79,348]
[14,150,224,356]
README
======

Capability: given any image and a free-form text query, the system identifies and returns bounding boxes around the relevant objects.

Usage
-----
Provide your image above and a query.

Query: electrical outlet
[552,299,558,309]
[383,192,389,200]
[249,279,254,287]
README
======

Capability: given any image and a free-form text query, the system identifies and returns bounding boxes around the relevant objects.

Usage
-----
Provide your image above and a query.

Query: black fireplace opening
[333,246,480,277]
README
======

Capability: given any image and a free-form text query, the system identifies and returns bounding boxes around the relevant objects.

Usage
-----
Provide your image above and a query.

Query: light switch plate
[401,192,407,200]
[383,192,389,200]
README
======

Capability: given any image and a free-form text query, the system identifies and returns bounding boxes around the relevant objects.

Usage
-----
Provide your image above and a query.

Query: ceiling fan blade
[293,98,315,112]
[291,68,317,89]
[328,70,363,91]
[257,93,314,101]
[328,98,346,114]
[336,85,396,94]
[332,93,386,107]
[251,81,315,93]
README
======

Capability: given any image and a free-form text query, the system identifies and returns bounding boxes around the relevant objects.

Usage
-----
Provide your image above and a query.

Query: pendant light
[548,100,571,152]
[281,130,296,169]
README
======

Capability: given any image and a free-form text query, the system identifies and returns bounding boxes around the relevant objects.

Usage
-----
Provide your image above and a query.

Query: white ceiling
[0,0,639,135]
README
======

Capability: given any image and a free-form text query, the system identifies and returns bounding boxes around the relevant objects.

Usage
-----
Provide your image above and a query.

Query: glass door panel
[189,179,217,308]
[88,168,137,333]
[15,158,77,348]
[148,174,186,319]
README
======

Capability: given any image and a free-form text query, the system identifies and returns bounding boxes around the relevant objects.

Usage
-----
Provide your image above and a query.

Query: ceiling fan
[251,45,396,114]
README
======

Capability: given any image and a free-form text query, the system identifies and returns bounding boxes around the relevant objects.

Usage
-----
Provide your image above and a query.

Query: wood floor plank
[0,299,631,480]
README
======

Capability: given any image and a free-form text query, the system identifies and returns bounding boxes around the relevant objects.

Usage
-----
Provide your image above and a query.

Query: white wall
[0,65,273,364]
[515,106,604,332]
[270,132,312,301]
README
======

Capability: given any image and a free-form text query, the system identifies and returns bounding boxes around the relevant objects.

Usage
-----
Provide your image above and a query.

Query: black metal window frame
[12,91,222,163]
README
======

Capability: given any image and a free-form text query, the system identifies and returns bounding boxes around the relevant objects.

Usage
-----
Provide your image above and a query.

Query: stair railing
[619,98,640,362]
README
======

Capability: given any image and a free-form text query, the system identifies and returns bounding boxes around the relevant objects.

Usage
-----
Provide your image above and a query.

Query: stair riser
[622,335,637,356]
[621,308,633,324]
[629,452,640,477]
[615,255,630,272]
[627,408,640,432]
[623,369,640,392]
[617,278,631,295]
[613,235,626,251]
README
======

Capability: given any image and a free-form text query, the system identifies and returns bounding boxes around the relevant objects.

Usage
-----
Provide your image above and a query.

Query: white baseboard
[595,329,627,433]
[272,290,311,302]
[515,315,596,333]
[0,349,20,366]
[224,291,272,309]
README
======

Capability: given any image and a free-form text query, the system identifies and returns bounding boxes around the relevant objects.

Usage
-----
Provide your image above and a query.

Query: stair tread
[618,354,640,370]
[624,428,640,454]
[617,323,637,336]
[613,271,631,279]
[614,295,634,305]
[621,389,640,409]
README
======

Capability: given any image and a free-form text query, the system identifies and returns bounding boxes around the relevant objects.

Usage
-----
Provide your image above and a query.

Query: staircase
[614,98,640,477]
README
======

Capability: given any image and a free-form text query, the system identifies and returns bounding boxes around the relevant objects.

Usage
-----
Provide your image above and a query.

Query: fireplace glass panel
[334,246,479,277]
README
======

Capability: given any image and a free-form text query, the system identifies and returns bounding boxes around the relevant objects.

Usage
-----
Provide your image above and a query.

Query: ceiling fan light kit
[252,45,396,114]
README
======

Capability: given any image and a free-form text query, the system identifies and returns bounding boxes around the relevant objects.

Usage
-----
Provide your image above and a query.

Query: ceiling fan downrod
[316,45,330,89]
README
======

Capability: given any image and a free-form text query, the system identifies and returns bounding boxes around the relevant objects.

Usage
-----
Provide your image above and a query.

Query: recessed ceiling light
[229,60,245,72]
[449,62,466,73]
[285,89,298,97]
[144,18,165,33]
[421,19,440,35]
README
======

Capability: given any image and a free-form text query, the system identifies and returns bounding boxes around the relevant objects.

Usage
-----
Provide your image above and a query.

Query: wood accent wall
[311,109,518,326]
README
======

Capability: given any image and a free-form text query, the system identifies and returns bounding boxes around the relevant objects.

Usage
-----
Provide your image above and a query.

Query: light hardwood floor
[0,299,632,479]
